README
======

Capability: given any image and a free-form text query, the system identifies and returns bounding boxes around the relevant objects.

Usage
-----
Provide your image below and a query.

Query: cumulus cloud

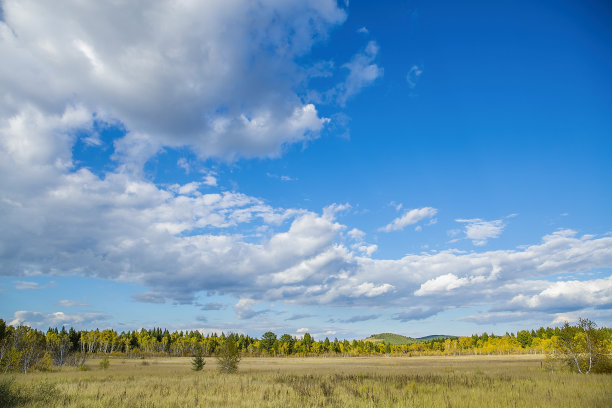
[0,0,348,161]
[456,218,505,246]
[506,276,612,313]
[415,273,470,296]
[380,207,437,232]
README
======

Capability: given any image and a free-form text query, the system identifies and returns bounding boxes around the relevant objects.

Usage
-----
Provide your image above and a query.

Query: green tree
[261,331,277,354]
[517,330,533,348]
[192,348,205,371]
[384,342,392,355]
[302,333,313,352]
[216,336,241,374]
[279,334,294,355]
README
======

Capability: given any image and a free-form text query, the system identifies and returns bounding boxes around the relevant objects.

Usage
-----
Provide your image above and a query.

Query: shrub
[0,377,19,407]
[99,356,110,370]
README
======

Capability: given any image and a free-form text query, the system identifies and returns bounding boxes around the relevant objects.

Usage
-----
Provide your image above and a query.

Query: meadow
[3,355,612,407]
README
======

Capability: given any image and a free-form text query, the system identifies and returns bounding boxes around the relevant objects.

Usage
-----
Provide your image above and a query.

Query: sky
[1,0,611,340]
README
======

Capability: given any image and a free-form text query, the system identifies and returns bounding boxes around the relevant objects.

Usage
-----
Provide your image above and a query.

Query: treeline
[1,318,611,373]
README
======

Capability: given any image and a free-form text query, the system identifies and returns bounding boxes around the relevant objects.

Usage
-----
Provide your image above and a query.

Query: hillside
[364,333,456,345]
[417,335,458,342]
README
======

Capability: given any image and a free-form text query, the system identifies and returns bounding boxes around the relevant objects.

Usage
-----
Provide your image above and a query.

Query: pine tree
[216,336,241,373]
[192,348,205,371]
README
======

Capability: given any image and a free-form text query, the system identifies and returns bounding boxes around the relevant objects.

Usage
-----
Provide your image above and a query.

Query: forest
[1,317,611,374]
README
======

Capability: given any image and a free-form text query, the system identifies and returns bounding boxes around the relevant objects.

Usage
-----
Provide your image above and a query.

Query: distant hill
[363,333,418,345]
[417,335,458,342]
[364,333,457,345]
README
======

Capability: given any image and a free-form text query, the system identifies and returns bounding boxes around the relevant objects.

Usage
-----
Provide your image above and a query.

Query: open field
[4,355,612,407]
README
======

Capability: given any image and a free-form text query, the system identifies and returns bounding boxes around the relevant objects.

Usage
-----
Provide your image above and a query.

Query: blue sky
[1,0,611,339]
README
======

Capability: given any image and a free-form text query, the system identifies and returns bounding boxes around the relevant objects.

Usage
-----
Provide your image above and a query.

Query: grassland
[4,355,612,407]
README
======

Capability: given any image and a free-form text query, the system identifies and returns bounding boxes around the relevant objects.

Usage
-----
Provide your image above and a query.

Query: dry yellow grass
[6,355,612,407]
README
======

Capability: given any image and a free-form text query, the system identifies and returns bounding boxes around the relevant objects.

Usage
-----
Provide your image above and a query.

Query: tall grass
[5,355,612,407]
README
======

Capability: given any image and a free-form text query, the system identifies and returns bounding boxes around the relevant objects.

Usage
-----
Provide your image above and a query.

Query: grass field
[4,355,612,407]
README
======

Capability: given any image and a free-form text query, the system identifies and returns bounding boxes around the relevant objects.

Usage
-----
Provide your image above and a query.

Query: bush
[99,356,110,370]
[0,376,19,407]
[36,352,54,372]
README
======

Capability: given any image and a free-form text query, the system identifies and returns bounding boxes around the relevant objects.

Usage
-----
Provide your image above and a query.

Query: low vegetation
[1,318,610,406]
[2,356,612,407]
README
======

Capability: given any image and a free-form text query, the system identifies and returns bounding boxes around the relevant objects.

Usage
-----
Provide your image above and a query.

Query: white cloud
[234,298,266,319]
[348,228,365,240]
[9,310,109,328]
[322,203,351,220]
[380,207,437,232]
[414,273,469,296]
[177,182,202,196]
[0,100,610,322]
[456,218,505,246]
[507,276,612,312]
[14,280,56,290]
[310,40,384,107]
[203,174,217,187]
[337,41,383,106]
[0,0,346,162]
[177,158,190,174]
[266,172,296,182]
[356,244,378,256]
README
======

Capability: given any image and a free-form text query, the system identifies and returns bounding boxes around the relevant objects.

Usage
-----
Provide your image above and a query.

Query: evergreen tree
[216,336,241,374]
[192,348,205,371]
